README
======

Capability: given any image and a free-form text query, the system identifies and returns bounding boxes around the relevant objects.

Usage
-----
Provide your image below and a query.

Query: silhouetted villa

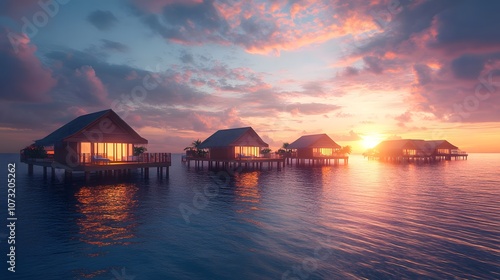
[186,127,284,170]
[198,127,269,160]
[20,109,171,181]
[370,139,467,162]
[33,109,147,163]
[287,134,347,165]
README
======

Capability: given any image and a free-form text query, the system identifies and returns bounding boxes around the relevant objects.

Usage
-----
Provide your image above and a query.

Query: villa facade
[198,127,269,160]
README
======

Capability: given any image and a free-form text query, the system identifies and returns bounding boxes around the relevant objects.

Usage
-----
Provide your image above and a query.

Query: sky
[1,0,499,153]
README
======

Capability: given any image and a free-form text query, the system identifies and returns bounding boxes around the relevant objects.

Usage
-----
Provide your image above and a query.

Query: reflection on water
[234,171,261,212]
[1,153,499,280]
[75,184,138,247]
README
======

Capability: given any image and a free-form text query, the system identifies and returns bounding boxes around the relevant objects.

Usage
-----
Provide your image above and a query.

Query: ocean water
[0,153,499,280]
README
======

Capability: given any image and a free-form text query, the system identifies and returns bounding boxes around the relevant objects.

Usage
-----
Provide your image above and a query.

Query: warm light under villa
[313,148,334,157]
[235,146,260,158]
[79,142,135,162]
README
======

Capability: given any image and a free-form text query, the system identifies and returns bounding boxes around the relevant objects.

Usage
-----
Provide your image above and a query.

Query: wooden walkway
[184,157,286,170]
[286,156,349,166]
[365,153,468,163]
[21,153,171,182]
[184,155,349,170]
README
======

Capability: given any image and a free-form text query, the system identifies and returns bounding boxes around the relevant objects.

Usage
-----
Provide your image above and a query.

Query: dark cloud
[45,48,213,108]
[0,0,40,18]
[342,67,360,76]
[302,82,325,96]
[363,56,383,74]
[235,16,278,50]
[87,10,118,30]
[285,103,341,116]
[358,0,457,56]
[0,44,221,134]
[0,30,56,102]
[435,0,500,47]
[101,39,129,52]
[413,64,432,85]
[338,0,500,123]
[130,0,367,54]
[128,106,245,133]
[140,1,228,44]
[161,1,225,30]
[179,52,194,64]
[451,54,487,80]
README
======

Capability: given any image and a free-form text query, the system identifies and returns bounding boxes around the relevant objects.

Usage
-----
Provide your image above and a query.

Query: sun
[362,135,382,149]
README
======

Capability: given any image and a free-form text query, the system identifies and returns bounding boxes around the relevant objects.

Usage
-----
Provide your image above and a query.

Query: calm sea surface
[0,153,498,280]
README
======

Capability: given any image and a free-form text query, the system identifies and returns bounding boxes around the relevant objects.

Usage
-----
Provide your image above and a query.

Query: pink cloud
[0,29,56,102]
[131,0,203,13]
[74,65,108,105]
[0,0,41,18]
[135,0,381,55]
[66,106,88,117]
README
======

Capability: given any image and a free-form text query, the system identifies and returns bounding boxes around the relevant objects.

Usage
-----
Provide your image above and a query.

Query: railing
[80,153,171,164]
[185,153,209,160]
[80,153,107,164]
[19,149,53,162]
[235,153,284,160]
[137,153,171,163]
[21,151,172,165]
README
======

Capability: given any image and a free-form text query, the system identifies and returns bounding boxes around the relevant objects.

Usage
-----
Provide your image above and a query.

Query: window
[80,142,91,154]
[313,148,333,157]
[437,149,449,154]
[403,149,416,155]
[88,142,133,161]
[235,146,259,158]
[106,143,114,160]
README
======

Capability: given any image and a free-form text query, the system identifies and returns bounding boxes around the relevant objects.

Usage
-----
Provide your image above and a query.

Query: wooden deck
[288,155,349,166]
[184,154,349,170]
[365,152,468,162]
[21,152,171,181]
[184,156,286,170]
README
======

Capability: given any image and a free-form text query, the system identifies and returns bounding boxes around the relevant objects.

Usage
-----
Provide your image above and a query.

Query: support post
[64,170,72,181]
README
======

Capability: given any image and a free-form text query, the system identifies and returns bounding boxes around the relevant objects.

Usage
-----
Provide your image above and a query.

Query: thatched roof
[35,109,147,146]
[288,134,341,149]
[198,127,268,148]
[375,139,458,155]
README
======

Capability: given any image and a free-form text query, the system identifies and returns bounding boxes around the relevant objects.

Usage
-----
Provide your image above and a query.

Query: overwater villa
[366,139,468,162]
[20,109,171,181]
[186,127,285,170]
[287,133,348,165]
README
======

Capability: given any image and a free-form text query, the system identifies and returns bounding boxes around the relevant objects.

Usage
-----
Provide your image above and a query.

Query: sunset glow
[362,135,384,149]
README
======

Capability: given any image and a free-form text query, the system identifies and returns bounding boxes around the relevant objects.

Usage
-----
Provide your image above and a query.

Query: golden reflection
[75,269,109,279]
[75,184,138,247]
[321,166,334,186]
[234,171,261,212]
